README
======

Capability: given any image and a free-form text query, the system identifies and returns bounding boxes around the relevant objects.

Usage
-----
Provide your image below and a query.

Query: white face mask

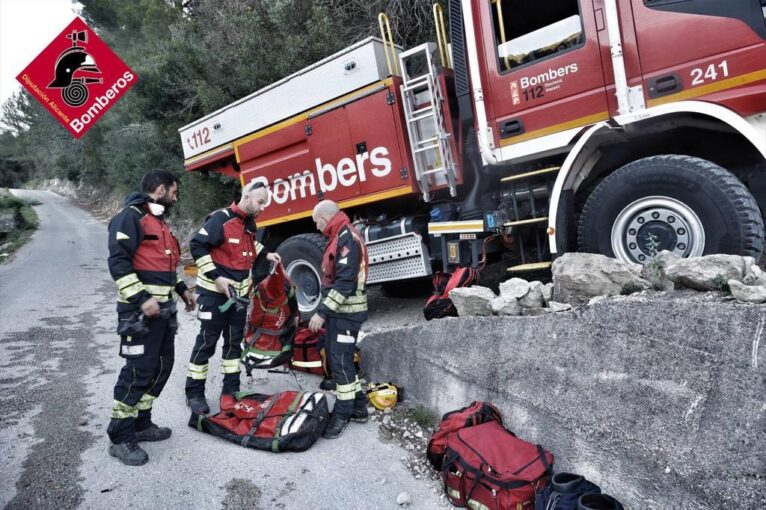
[147,202,165,216]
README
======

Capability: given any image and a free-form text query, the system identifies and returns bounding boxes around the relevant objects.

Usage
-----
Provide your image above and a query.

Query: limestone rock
[397,492,412,506]
[664,254,746,291]
[449,286,496,316]
[491,296,522,316]
[743,264,766,286]
[519,281,544,309]
[542,283,554,305]
[552,253,651,304]
[728,279,766,304]
[499,278,530,300]
[548,301,572,312]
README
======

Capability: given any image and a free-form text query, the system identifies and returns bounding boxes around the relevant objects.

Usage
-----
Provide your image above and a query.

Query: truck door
[477,0,611,150]
[631,0,766,108]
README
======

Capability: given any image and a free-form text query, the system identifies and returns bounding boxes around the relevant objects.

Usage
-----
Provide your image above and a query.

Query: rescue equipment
[426,400,502,470]
[290,327,325,375]
[441,420,553,510]
[241,264,298,374]
[423,267,479,320]
[365,382,400,410]
[189,390,329,452]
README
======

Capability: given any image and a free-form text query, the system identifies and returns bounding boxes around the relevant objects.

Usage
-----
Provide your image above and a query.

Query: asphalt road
[0,190,441,510]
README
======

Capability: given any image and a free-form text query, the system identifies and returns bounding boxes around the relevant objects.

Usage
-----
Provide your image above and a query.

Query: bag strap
[240,396,281,447]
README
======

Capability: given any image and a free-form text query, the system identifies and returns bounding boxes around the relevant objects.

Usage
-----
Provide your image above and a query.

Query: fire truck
[179,0,766,316]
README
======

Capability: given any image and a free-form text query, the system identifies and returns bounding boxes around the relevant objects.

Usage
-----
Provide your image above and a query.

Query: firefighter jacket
[191,202,268,297]
[108,192,187,312]
[317,211,368,327]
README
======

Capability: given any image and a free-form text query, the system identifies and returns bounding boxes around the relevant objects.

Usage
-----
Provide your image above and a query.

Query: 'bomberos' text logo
[16,17,137,139]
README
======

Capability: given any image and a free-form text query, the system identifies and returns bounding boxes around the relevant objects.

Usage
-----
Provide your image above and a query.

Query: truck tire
[277,233,326,319]
[578,155,764,263]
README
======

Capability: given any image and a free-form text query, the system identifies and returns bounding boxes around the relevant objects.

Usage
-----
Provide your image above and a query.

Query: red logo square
[16,17,137,139]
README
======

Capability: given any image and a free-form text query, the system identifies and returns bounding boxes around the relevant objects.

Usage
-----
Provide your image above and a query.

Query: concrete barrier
[362,292,766,509]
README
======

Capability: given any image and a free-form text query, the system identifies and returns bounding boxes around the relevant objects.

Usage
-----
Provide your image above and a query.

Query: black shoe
[350,407,369,424]
[108,441,148,466]
[135,423,172,442]
[186,395,210,415]
[319,378,334,391]
[322,414,350,439]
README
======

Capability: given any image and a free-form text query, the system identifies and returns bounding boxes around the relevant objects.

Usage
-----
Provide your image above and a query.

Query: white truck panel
[179,37,401,161]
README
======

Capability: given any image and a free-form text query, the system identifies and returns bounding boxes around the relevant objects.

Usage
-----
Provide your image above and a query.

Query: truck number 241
[690,60,729,86]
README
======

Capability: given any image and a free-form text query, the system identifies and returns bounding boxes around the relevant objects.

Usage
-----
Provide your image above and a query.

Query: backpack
[290,326,361,377]
[189,390,329,452]
[535,473,602,510]
[242,264,298,374]
[442,420,553,510]
[427,401,503,470]
[291,327,325,375]
[423,267,479,320]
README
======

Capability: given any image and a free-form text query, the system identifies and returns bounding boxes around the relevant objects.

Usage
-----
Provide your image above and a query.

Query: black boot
[322,413,350,439]
[319,377,334,391]
[108,440,149,466]
[135,423,172,442]
[186,395,210,415]
[350,406,369,424]
[578,494,624,510]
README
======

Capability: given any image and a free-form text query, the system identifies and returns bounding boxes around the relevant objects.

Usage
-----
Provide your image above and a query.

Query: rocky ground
[368,405,450,508]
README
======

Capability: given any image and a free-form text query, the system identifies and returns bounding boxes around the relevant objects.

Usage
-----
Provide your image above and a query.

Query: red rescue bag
[189,390,329,452]
[442,421,553,509]
[290,327,325,375]
[427,401,503,470]
[423,267,479,320]
[242,264,298,373]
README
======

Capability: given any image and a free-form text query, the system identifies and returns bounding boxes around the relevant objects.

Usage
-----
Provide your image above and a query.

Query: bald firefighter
[107,170,196,466]
[186,182,280,414]
[309,200,369,439]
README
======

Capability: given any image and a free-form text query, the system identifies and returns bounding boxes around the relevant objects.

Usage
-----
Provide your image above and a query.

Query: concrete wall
[361,293,766,509]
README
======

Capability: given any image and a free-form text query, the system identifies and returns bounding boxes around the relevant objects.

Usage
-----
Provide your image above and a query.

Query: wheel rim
[285,259,322,313]
[611,196,705,263]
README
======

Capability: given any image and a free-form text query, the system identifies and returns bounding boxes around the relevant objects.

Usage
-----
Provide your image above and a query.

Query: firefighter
[106,170,197,466]
[185,181,280,414]
[309,200,369,439]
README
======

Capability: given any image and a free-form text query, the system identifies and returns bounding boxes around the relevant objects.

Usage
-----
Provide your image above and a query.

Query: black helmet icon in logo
[47,29,103,107]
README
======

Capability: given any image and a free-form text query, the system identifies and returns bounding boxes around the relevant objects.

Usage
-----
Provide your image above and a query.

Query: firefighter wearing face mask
[185,181,281,415]
[106,170,197,466]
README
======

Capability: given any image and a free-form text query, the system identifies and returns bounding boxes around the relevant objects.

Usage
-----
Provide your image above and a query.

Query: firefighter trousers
[325,317,366,418]
[185,293,245,398]
[108,307,177,445]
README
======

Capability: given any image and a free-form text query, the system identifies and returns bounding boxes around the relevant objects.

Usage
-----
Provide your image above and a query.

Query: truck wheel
[277,233,326,319]
[578,155,764,263]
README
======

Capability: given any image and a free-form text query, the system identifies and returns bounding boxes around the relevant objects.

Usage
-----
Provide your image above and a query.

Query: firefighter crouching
[107,170,197,466]
[309,200,369,439]
[185,181,281,414]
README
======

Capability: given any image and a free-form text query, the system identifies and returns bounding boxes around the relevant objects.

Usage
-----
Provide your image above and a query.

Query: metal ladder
[398,43,457,202]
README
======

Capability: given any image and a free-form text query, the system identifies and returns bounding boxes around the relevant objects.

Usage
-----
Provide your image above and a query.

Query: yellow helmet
[366,382,400,410]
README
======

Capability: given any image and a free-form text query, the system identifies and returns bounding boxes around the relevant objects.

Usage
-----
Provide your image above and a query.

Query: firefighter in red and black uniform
[107,170,196,466]
[309,200,369,439]
[186,181,280,414]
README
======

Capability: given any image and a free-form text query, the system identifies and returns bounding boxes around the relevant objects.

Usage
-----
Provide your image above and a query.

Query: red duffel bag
[442,420,553,510]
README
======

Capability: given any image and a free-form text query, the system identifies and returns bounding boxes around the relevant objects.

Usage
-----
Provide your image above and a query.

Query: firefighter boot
[220,393,237,412]
[108,440,149,466]
[322,413,350,439]
[350,404,369,423]
[186,395,210,415]
[135,423,172,442]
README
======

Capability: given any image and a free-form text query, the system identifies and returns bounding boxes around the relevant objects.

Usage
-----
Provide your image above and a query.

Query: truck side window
[491,0,585,72]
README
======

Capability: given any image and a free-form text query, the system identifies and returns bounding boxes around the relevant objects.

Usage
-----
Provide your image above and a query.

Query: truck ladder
[398,43,457,202]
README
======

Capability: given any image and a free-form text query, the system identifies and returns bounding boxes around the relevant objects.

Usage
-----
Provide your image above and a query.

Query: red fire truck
[180,0,766,315]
